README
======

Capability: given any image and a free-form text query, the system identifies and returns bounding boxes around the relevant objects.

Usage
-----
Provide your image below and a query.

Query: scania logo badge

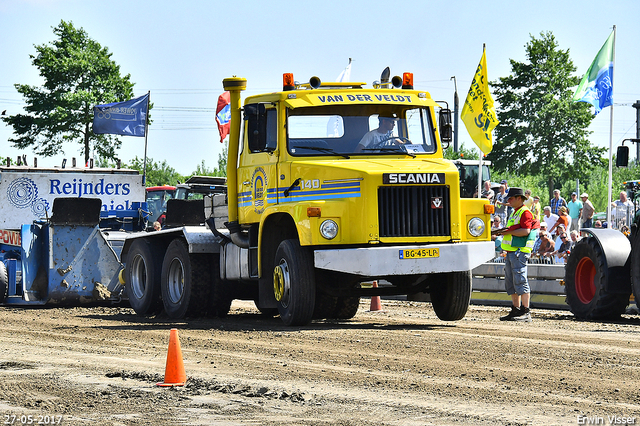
[431,197,443,209]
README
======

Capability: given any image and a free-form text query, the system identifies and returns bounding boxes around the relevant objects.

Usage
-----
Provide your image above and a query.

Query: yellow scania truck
[120,71,495,326]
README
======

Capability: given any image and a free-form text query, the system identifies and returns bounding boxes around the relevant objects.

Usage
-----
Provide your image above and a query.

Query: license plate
[399,248,440,259]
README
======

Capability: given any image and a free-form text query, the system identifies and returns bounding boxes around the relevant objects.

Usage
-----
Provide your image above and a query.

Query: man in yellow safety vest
[493,187,540,322]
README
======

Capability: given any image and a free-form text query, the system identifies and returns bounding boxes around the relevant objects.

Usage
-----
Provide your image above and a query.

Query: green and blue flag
[572,30,615,115]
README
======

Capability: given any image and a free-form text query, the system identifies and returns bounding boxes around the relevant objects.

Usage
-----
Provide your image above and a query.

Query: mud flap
[580,228,631,294]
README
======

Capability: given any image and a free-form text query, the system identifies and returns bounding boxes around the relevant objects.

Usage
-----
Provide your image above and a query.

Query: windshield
[287,106,437,157]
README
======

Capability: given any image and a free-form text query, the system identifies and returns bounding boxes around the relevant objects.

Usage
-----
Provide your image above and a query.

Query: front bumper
[314,241,494,276]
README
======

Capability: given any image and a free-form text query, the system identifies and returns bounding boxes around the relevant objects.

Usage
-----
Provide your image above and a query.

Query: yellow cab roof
[244,83,440,110]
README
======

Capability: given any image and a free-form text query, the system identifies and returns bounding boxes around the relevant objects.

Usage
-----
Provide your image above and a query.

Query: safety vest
[501,206,538,253]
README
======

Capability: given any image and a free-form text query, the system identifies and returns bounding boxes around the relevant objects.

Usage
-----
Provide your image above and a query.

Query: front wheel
[333,296,360,319]
[272,239,315,326]
[565,238,630,319]
[161,239,211,318]
[429,271,472,321]
[313,293,337,319]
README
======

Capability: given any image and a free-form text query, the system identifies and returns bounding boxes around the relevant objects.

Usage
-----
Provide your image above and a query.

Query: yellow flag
[461,49,499,154]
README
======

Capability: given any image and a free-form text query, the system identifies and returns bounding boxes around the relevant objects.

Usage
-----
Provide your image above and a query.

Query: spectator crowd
[481,179,634,264]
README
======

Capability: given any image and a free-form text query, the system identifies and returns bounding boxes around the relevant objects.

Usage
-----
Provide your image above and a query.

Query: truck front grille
[378,186,451,237]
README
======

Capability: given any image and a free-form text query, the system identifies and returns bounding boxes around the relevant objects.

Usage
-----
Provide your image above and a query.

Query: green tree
[489,31,606,200]
[1,20,136,165]
[94,156,115,168]
[217,142,228,177]
[443,142,480,161]
[189,143,228,178]
[493,172,548,202]
[127,156,184,187]
[192,160,217,176]
[579,161,640,213]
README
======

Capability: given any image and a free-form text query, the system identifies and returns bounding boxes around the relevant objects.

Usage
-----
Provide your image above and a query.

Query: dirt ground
[0,299,639,426]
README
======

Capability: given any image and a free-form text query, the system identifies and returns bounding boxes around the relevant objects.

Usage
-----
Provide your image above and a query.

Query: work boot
[499,305,522,321]
[513,306,532,322]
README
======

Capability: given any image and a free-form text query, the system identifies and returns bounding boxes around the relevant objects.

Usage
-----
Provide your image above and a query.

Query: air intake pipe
[222,77,249,248]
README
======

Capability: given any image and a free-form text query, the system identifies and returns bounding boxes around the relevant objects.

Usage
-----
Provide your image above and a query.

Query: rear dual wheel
[125,240,163,315]
[161,239,230,318]
[565,238,629,319]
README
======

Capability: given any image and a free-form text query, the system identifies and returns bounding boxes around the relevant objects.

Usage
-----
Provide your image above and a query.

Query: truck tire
[255,303,279,317]
[272,239,315,326]
[429,271,472,321]
[333,296,360,319]
[207,259,232,318]
[566,239,630,319]
[161,239,211,318]
[125,240,163,315]
[312,293,337,319]
[0,262,8,303]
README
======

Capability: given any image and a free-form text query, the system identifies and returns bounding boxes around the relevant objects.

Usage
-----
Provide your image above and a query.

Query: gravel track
[0,300,638,425]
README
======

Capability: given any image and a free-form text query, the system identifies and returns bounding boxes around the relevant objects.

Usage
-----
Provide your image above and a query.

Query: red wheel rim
[575,257,596,304]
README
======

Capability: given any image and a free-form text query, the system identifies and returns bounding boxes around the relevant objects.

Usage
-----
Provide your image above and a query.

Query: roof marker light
[402,72,414,89]
[283,73,295,91]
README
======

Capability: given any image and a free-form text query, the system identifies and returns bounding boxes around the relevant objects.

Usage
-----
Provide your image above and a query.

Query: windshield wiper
[293,145,350,159]
[362,147,416,158]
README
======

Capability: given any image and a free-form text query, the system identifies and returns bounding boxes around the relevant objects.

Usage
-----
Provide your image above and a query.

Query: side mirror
[245,103,268,152]
[616,145,629,167]
[439,108,453,149]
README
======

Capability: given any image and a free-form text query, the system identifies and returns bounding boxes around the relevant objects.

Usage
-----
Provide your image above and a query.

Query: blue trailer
[0,165,148,305]
[0,197,148,305]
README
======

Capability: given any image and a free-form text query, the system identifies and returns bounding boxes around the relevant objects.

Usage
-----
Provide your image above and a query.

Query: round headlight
[468,217,485,237]
[320,219,338,240]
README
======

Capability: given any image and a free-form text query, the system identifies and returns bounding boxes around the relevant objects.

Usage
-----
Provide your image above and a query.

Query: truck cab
[121,71,495,326]
[223,73,495,324]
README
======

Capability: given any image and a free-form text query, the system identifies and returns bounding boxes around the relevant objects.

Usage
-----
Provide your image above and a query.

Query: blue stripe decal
[239,182,362,207]
[275,187,360,197]
[281,193,361,202]
[321,182,361,189]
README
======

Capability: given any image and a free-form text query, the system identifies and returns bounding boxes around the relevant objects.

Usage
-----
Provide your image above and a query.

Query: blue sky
[1,0,639,175]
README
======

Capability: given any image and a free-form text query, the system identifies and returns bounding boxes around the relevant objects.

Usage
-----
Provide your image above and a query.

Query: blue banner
[93,93,149,137]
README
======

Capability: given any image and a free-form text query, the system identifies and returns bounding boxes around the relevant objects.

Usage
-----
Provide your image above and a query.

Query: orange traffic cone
[157,328,187,387]
[369,280,383,312]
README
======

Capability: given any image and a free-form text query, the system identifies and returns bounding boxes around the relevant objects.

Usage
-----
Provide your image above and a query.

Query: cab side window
[245,103,277,153]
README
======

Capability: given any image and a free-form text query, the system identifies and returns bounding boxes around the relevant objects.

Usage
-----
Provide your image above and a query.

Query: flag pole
[143,90,150,186]
[477,43,486,199]
[477,148,483,199]
[606,26,616,226]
